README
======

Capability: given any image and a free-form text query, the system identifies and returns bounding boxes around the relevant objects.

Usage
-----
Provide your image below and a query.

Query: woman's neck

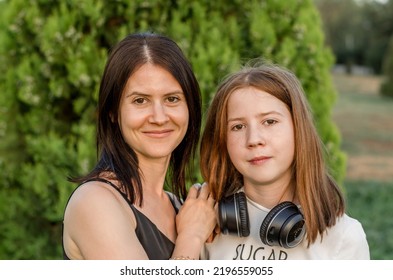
[138,156,171,195]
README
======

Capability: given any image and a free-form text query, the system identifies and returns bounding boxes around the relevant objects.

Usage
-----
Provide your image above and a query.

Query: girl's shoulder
[334,213,365,233]
[322,213,370,259]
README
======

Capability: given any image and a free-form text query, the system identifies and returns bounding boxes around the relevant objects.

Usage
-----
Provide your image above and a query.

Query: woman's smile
[143,129,174,138]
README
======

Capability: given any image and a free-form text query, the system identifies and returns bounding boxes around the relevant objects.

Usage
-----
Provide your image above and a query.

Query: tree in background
[378,0,393,98]
[0,0,345,259]
[361,0,393,75]
[315,0,363,74]
[380,36,393,98]
[316,0,393,75]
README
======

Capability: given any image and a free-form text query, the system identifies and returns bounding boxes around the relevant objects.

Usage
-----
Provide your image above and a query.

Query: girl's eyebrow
[227,110,284,122]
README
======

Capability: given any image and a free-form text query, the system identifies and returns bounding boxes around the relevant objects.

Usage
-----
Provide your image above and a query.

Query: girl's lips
[248,156,271,165]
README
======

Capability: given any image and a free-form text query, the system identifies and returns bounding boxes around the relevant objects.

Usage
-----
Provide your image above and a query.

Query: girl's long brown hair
[200,61,344,245]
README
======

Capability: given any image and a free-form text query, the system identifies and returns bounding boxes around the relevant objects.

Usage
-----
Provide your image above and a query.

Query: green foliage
[0,0,345,259]
[0,0,105,259]
[345,180,393,260]
[380,37,393,98]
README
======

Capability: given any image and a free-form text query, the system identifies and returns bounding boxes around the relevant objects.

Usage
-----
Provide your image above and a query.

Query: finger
[206,232,215,243]
[207,195,216,206]
[187,183,201,199]
[198,182,210,199]
[214,224,221,234]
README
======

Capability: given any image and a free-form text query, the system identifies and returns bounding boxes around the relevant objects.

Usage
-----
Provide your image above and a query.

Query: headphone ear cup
[259,201,305,248]
[218,192,250,237]
[259,202,290,246]
[235,192,250,237]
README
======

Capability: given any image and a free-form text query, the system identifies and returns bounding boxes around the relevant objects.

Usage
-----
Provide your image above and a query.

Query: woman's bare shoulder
[63,180,143,259]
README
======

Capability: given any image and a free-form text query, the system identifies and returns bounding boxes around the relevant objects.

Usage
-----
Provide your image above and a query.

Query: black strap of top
[84,177,123,196]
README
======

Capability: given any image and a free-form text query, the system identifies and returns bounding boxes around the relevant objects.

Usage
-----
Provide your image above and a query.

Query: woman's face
[118,63,189,165]
[226,86,295,189]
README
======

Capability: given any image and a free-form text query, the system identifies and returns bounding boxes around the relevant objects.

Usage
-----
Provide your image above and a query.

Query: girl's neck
[244,180,296,209]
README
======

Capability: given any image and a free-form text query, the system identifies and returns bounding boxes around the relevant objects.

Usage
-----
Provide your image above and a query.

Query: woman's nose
[149,102,169,125]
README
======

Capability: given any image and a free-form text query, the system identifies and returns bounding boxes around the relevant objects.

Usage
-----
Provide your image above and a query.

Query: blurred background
[0,0,392,259]
[316,0,393,260]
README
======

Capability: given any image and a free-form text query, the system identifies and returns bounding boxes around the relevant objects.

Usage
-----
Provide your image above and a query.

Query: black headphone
[218,192,306,249]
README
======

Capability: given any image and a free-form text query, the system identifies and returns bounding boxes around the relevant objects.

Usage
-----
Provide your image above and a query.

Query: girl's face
[118,63,189,165]
[226,86,295,190]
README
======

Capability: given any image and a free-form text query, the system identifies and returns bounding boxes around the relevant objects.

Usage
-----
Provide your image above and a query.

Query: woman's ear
[109,112,116,123]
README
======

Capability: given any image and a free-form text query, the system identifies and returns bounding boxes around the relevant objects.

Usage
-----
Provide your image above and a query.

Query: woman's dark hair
[70,32,202,205]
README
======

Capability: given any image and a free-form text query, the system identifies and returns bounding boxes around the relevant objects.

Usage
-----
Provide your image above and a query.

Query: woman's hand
[177,183,216,241]
[172,183,216,259]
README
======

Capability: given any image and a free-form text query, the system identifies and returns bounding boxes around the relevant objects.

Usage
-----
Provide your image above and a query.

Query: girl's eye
[231,124,245,131]
[264,119,277,126]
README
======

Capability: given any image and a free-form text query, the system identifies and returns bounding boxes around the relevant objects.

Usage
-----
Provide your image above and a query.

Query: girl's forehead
[226,87,290,118]
[228,87,280,105]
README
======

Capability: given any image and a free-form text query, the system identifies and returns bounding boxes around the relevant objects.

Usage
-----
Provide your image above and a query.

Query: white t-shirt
[201,196,370,260]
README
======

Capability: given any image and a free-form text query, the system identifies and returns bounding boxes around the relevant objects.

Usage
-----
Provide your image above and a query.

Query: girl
[62,32,216,260]
[200,61,369,259]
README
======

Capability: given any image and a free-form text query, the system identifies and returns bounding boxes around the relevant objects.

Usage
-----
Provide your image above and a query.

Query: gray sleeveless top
[62,178,182,260]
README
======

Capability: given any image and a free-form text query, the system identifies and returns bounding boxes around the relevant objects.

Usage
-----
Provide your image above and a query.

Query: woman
[199,61,369,259]
[62,32,216,260]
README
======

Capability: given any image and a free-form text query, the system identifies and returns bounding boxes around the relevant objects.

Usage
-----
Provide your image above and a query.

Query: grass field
[332,72,393,260]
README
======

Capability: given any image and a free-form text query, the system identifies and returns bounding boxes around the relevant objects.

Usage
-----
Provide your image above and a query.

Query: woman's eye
[133,97,147,104]
[167,96,180,103]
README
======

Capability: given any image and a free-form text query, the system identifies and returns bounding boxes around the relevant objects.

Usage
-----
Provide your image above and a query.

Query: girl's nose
[246,124,266,148]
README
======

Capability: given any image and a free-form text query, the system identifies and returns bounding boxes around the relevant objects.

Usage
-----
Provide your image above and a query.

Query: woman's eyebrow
[125,90,184,98]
